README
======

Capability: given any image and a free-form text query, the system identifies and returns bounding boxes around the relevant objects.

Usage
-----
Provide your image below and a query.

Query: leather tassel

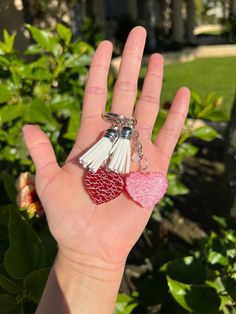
[79,129,118,173]
[107,127,132,174]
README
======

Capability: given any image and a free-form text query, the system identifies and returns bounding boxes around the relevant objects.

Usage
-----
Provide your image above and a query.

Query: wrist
[53,248,125,313]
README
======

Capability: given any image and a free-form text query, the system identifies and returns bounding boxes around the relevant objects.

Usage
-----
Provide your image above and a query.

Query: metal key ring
[102,112,137,126]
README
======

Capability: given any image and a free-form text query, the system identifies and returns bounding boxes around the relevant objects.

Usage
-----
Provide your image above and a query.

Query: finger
[111,26,147,116]
[23,125,60,181]
[154,87,191,175]
[82,40,113,120]
[134,53,164,139]
[66,41,113,161]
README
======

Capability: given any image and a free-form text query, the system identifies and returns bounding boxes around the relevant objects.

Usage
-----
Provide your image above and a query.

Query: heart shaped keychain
[78,112,168,208]
[84,167,124,204]
[126,172,168,209]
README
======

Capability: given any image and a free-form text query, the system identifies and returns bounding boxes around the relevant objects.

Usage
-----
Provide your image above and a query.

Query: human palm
[23,27,190,265]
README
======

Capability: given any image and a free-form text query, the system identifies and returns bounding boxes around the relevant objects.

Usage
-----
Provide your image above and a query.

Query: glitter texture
[125,172,168,209]
[84,168,124,205]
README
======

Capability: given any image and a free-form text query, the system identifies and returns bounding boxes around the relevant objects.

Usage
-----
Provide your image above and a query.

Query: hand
[23,27,190,313]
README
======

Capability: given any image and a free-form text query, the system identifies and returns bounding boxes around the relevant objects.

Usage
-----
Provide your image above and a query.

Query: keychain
[79,112,168,208]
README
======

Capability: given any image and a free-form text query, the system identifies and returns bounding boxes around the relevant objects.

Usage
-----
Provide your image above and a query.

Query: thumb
[23,125,60,189]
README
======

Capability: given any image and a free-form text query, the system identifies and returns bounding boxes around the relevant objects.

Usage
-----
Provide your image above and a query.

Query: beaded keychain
[79,112,167,208]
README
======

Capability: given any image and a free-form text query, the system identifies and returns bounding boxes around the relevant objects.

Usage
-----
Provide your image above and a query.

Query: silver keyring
[102,112,137,126]
[138,156,148,172]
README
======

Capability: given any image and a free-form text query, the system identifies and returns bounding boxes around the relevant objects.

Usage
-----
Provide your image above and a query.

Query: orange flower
[16,172,43,218]
[16,172,35,191]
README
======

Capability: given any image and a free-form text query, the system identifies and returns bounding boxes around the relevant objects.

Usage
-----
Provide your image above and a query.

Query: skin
[23,26,190,314]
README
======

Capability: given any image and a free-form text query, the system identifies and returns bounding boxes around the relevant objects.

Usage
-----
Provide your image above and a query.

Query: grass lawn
[141,57,236,119]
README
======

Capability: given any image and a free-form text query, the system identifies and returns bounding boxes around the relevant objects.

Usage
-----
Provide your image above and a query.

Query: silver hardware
[102,112,148,172]
[120,127,132,140]
[132,128,149,172]
[103,112,137,128]
[103,129,118,142]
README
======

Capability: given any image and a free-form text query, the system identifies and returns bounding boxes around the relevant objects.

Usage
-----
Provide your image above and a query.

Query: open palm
[23,27,190,265]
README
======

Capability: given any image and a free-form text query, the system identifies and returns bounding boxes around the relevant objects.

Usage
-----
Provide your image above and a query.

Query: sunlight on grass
[141,57,236,118]
[162,57,235,117]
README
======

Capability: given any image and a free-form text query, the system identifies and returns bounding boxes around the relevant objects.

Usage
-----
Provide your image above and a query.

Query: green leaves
[24,268,50,303]
[0,275,19,295]
[56,23,72,45]
[0,294,17,312]
[0,30,15,54]
[64,110,81,140]
[1,172,17,203]
[26,25,62,57]
[167,174,189,196]
[25,99,59,130]
[192,125,220,141]
[115,294,138,314]
[163,256,205,284]
[0,84,13,104]
[208,251,228,266]
[167,276,221,313]
[4,207,45,279]
[0,104,26,124]
[189,91,229,122]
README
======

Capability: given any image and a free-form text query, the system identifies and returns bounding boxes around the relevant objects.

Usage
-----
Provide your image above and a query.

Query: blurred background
[0,1,236,313]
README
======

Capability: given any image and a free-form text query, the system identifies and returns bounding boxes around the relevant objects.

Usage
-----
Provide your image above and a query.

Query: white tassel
[79,129,118,173]
[107,127,132,174]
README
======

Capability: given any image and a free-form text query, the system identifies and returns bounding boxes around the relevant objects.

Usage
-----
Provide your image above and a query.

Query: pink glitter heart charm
[125,172,168,209]
[84,168,124,205]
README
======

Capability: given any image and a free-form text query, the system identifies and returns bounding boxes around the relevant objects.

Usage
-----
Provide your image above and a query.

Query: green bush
[0,24,229,313]
[116,216,236,313]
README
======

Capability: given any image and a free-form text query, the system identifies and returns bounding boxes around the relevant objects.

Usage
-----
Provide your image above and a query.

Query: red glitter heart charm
[84,168,124,205]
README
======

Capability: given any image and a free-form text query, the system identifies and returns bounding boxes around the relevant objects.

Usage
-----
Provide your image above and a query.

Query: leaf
[0,56,10,66]
[115,293,138,314]
[63,53,91,68]
[0,294,17,312]
[164,256,205,284]
[38,221,57,266]
[204,110,229,122]
[167,276,221,313]
[4,206,45,279]
[176,143,198,157]
[167,174,189,196]
[0,104,27,124]
[3,30,15,53]
[26,25,62,57]
[24,268,50,303]
[25,99,59,129]
[0,84,12,104]
[192,125,220,142]
[32,68,53,81]
[56,23,72,45]
[63,110,81,140]
[208,251,227,266]
[50,94,78,115]
[1,172,17,203]
[189,92,203,118]
[212,215,227,228]
[223,277,236,301]
[24,44,44,55]
[0,275,19,295]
